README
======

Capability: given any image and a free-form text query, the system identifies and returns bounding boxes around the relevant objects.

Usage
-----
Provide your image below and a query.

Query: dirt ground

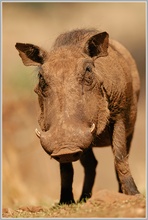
[2,190,146,218]
[2,2,146,219]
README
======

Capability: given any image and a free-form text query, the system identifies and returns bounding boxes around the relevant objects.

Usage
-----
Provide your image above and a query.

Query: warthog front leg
[79,148,98,202]
[59,163,75,204]
[112,119,140,195]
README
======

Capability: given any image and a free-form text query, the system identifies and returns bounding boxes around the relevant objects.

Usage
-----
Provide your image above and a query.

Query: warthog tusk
[35,128,41,138]
[90,123,95,133]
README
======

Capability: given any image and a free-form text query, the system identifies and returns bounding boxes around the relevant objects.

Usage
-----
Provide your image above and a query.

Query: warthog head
[15,30,109,163]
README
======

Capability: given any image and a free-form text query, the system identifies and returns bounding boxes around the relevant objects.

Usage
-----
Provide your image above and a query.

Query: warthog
[15,28,140,204]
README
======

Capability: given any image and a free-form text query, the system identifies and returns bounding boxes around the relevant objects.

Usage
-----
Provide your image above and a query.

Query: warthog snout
[51,148,83,163]
[35,123,95,163]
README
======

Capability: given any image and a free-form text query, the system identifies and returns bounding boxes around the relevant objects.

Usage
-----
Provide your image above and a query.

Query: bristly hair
[53,28,98,48]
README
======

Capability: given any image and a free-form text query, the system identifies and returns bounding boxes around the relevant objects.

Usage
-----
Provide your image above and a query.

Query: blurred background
[2,2,146,208]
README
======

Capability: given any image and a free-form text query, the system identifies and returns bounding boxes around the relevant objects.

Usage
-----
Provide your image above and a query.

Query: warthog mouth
[51,147,83,163]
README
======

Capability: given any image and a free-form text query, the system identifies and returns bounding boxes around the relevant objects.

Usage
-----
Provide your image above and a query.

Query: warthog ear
[15,43,46,66]
[85,32,109,58]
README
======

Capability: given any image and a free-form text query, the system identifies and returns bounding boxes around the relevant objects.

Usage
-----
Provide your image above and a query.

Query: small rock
[2,207,14,215]
[19,205,44,212]
[28,206,44,212]
[19,206,30,212]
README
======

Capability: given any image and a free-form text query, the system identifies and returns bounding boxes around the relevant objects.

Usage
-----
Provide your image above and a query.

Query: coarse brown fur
[15,28,140,204]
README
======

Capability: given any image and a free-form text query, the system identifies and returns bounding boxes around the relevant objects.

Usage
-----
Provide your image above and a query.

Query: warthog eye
[84,65,94,86]
[85,65,92,72]
[38,72,48,95]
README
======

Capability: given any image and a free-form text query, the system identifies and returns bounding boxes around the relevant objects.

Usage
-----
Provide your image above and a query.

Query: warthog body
[15,29,140,204]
